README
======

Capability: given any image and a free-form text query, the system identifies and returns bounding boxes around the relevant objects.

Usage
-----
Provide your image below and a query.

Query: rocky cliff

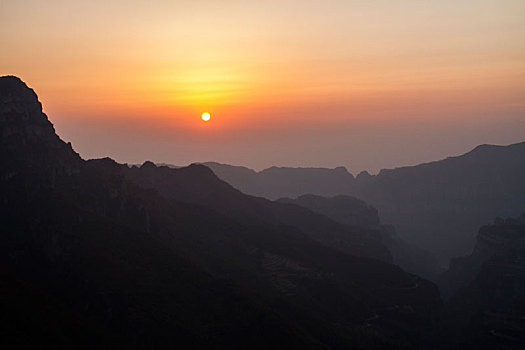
[440,214,525,349]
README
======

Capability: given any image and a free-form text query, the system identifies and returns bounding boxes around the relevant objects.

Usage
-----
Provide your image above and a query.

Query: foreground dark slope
[204,143,525,265]
[0,76,442,349]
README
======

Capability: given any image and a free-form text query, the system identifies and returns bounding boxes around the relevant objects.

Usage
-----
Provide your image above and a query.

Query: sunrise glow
[1,0,523,172]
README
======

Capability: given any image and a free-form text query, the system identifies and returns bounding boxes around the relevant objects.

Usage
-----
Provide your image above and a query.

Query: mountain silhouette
[0,75,443,349]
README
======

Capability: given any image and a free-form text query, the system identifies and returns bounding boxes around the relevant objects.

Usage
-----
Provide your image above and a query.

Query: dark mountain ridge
[0,75,442,348]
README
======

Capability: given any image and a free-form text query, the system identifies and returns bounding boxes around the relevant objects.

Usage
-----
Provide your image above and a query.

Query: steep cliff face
[440,214,525,298]
[440,214,525,349]
[0,76,443,349]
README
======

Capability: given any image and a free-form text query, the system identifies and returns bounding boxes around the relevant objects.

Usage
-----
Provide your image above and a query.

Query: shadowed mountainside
[352,143,525,265]
[278,195,442,279]
[0,75,443,349]
[115,161,391,263]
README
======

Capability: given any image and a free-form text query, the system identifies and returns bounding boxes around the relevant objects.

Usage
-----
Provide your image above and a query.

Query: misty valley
[1,76,524,349]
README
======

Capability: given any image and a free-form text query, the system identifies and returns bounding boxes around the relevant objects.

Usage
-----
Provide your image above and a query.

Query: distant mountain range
[203,142,525,265]
[0,75,443,348]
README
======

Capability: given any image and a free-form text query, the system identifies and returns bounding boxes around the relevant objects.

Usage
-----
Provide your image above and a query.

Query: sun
[201,112,211,122]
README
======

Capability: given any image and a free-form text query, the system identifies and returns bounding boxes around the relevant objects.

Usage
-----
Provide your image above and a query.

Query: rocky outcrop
[0,76,81,186]
[441,213,525,349]
[439,214,525,298]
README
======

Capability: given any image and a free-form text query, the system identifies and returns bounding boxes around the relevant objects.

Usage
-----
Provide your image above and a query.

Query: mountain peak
[0,75,30,92]
[462,141,525,158]
[0,76,81,182]
[140,161,157,170]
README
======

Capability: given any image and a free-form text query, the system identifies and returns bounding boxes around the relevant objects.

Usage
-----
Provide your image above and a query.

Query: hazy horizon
[2,0,524,174]
[112,139,525,176]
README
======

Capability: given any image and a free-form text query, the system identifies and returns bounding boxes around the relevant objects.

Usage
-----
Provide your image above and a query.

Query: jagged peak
[186,163,217,176]
[356,170,373,180]
[87,157,121,169]
[0,75,26,86]
[260,165,353,177]
[140,161,157,169]
[463,141,525,157]
[0,75,36,97]
[0,76,83,179]
[465,143,502,155]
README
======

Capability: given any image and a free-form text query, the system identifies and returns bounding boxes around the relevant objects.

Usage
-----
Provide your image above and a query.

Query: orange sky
[1,0,524,173]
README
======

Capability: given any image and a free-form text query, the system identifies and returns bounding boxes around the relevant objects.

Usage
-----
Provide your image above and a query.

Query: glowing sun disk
[201,112,211,121]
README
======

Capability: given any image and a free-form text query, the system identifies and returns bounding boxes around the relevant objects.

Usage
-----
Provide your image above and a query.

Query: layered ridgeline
[203,142,525,265]
[0,76,442,349]
[440,214,525,349]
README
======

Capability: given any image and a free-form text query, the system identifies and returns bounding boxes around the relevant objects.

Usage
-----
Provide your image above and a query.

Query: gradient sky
[1,0,524,174]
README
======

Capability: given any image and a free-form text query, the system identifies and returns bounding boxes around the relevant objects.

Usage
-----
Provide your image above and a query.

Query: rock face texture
[0,76,443,349]
[440,214,525,349]
[0,76,81,185]
[440,214,525,298]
